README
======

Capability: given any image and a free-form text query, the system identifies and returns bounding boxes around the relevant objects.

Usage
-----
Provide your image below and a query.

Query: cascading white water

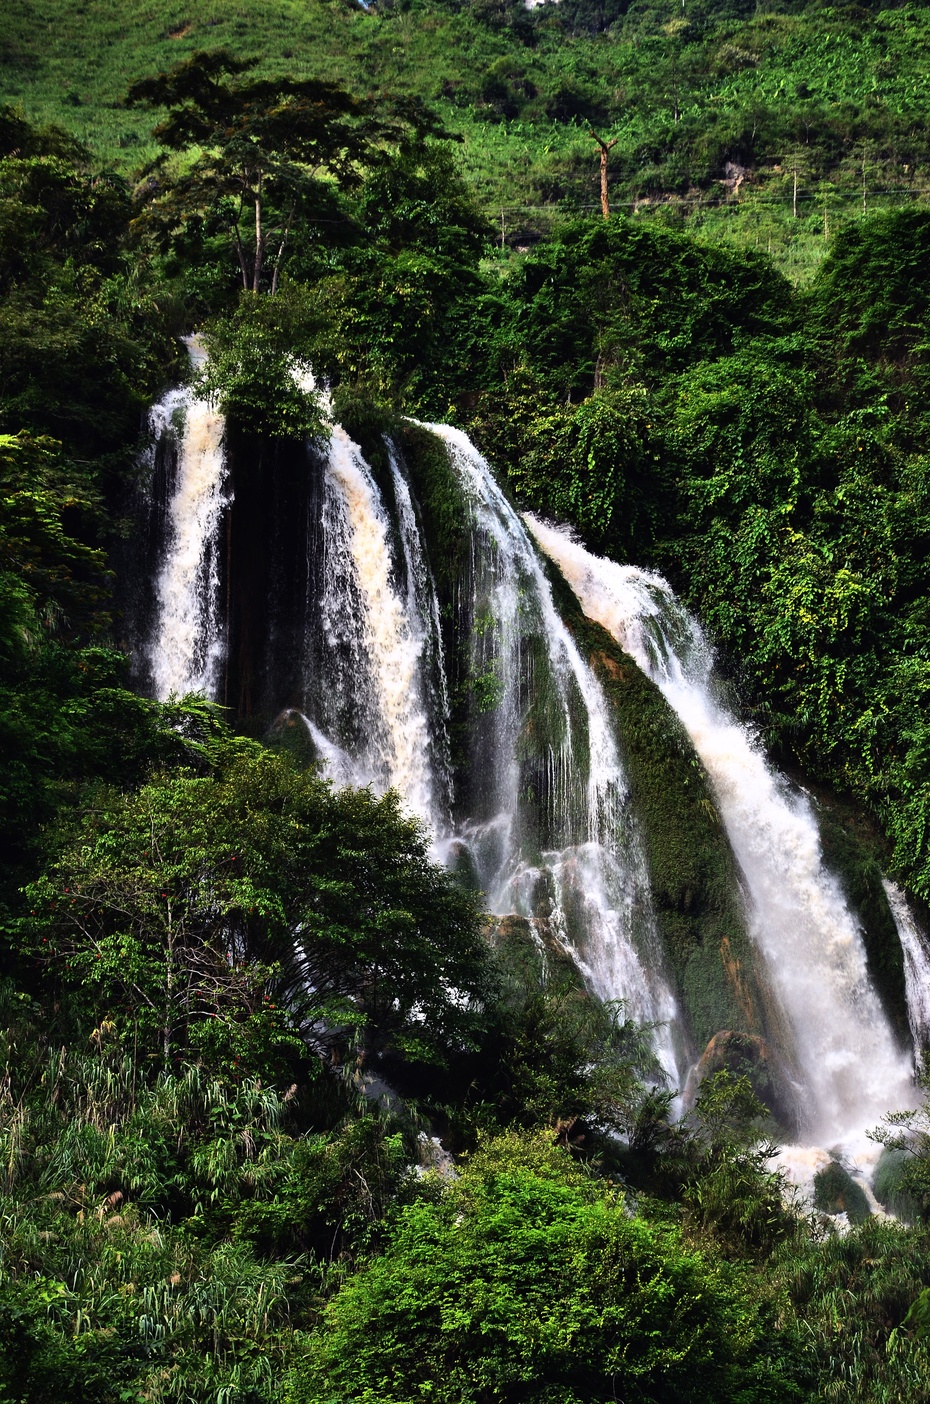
[387,445,453,824]
[885,879,930,1054]
[526,515,916,1149]
[148,339,229,700]
[285,710,369,790]
[313,424,440,828]
[428,427,683,1086]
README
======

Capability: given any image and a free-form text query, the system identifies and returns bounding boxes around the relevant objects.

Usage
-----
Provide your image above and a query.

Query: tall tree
[127,50,443,295]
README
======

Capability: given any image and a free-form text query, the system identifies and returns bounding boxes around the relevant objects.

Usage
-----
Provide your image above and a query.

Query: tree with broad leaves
[23,744,491,1078]
[126,50,446,295]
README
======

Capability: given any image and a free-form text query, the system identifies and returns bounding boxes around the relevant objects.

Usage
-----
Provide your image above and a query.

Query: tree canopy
[127,50,448,294]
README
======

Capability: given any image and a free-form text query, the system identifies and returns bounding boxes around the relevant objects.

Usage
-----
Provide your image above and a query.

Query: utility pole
[589,129,619,219]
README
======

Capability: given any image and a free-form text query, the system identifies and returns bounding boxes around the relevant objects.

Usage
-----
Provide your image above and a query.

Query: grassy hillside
[5,0,930,280]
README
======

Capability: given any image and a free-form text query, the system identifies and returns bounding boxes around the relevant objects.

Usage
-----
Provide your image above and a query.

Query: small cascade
[147,340,229,700]
[428,427,683,1086]
[310,424,442,829]
[296,710,371,791]
[885,879,930,1054]
[527,516,916,1148]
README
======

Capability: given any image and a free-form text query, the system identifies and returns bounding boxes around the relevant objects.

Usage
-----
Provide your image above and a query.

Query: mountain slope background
[6,0,930,279]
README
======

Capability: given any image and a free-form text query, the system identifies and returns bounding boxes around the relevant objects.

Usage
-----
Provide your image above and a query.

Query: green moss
[816,802,909,1044]
[543,560,769,1055]
[489,913,585,991]
[397,424,471,600]
[813,1161,873,1225]
[396,424,484,793]
[330,384,401,488]
[693,1031,786,1126]
[873,1147,920,1224]
[265,709,320,769]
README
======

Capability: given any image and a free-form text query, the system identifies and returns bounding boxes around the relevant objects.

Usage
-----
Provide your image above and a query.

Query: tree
[127,50,444,296]
[24,745,491,1076]
[286,1131,801,1404]
[0,117,171,451]
[588,127,618,218]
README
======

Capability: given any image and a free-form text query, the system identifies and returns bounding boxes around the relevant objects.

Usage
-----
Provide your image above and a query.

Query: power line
[487,189,929,214]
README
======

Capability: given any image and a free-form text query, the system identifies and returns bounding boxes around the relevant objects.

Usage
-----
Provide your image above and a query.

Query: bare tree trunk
[589,129,619,219]
[231,224,250,290]
[270,202,296,297]
[252,170,264,294]
[164,906,174,1069]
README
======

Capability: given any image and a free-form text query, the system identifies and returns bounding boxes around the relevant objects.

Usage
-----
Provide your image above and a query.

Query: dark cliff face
[118,424,186,691]
[221,426,323,727]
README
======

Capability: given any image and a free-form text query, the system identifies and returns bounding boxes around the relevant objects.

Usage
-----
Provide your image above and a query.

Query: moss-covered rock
[330,383,401,486]
[398,428,789,1085]
[815,800,909,1044]
[266,707,320,768]
[873,1147,921,1223]
[397,423,471,599]
[542,562,769,1054]
[813,1160,873,1225]
[487,912,585,987]
[692,1030,789,1124]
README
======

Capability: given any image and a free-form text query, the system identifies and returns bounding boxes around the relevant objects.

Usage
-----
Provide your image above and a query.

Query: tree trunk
[252,170,264,294]
[234,224,250,290]
[589,130,619,220]
[270,202,296,297]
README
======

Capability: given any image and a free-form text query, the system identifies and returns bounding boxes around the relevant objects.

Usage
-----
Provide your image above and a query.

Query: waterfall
[147,340,229,701]
[885,879,930,1054]
[428,427,683,1086]
[526,516,916,1148]
[309,424,442,829]
[387,444,453,823]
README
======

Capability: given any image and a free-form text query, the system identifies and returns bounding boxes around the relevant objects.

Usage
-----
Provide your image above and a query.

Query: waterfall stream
[312,424,439,828]
[526,516,916,1152]
[147,340,229,700]
[885,879,930,1052]
[425,428,682,1084]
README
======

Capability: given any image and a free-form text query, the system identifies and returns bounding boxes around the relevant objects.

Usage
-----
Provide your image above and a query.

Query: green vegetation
[7,0,930,281]
[5,3,930,1400]
[468,211,930,906]
[288,1131,799,1404]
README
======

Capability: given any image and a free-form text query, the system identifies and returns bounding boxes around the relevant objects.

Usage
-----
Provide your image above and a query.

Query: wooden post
[793,168,798,219]
[589,129,619,219]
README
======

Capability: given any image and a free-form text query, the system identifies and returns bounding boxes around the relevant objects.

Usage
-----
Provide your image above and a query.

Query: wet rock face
[873,1147,919,1222]
[690,1029,798,1130]
[486,912,582,980]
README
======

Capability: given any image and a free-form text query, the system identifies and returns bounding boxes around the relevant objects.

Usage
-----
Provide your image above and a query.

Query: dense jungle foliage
[4,2,930,1400]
